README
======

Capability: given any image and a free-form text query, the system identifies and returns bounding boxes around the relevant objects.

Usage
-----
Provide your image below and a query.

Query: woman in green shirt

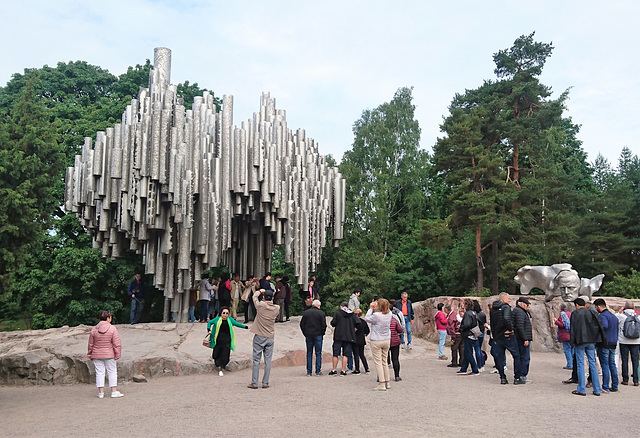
[207,307,249,376]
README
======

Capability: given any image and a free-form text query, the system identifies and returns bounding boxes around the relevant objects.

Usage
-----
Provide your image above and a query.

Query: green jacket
[206,316,248,350]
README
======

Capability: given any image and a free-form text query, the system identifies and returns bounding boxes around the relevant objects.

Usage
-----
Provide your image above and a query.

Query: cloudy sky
[2,0,638,166]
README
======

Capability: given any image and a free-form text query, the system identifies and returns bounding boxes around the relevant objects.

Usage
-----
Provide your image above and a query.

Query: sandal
[571,390,586,396]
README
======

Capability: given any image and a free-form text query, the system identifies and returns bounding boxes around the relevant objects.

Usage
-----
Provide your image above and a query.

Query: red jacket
[435,311,448,331]
[390,316,403,347]
[88,321,122,360]
[554,311,571,343]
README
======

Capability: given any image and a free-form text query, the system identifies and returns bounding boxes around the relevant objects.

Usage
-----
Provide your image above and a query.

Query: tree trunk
[475,223,483,290]
[491,239,499,295]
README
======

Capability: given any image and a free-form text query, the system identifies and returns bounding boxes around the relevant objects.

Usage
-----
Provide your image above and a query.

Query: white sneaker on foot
[111,391,124,398]
[479,367,485,372]
[219,370,224,377]
[97,393,104,399]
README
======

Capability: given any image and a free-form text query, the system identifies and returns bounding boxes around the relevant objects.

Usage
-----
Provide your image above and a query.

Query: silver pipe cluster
[64,48,345,321]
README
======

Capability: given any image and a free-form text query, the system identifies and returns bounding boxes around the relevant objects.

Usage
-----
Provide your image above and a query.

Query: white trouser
[94,359,118,388]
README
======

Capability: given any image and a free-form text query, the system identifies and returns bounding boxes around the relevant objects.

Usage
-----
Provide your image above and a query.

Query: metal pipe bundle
[64,48,345,321]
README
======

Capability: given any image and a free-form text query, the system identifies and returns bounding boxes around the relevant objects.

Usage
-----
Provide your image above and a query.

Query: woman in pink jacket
[87,311,123,398]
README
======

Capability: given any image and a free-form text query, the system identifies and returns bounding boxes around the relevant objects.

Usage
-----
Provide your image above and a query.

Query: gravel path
[0,337,637,437]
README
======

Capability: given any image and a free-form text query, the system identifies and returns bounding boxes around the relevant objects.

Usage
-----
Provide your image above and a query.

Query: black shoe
[500,378,509,385]
[572,390,586,396]
[328,370,337,376]
[563,379,578,384]
[316,371,323,376]
[352,370,361,375]
[340,371,347,376]
[447,363,458,368]
[513,378,525,385]
[395,376,402,382]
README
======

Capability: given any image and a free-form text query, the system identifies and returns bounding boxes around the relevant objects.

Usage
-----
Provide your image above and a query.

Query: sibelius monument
[64,48,345,322]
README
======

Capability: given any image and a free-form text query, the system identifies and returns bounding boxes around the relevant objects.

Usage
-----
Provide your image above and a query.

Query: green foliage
[340,87,429,258]
[0,77,65,292]
[600,269,640,299]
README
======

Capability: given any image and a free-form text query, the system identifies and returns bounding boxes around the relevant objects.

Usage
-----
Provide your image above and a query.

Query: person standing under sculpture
[283,276,292,322]
[555,303,573,369]
[398,292,414,349]
[242,275,259,323]
[300,299,326,376]
[489,293,521,384]
[310,275,320,300]
[511,297,533,384]
[218,273,232,310]
[570,297,604,396]
[248,289,280,389]
[274,275,286,323]
[198,274,213,323]
[593,298,619,393]
[229,273,244,320]
[435,303,449,360]
[188,284,198,323]
[87,311,123,398]
[127,273,145,324]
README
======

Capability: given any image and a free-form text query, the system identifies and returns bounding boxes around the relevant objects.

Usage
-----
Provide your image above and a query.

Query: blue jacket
[398,299,414,321]
[599,309,619,348]
[128,278,145,300]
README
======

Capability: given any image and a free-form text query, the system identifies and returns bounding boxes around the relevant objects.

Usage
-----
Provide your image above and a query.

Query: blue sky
[2,0,638,167]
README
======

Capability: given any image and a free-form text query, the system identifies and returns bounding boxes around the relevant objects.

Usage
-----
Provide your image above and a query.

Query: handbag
[468,311,482,340]
[202,333,212,348]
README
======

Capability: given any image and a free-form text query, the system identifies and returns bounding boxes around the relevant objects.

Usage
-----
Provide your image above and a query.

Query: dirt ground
[1,337,638,438]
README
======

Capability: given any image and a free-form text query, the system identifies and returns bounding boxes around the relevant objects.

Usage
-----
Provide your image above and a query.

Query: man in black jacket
[512,297,533,384]
[489,293,521,384]
[300,300,327,376]
[570,297,605,396]
[329,302,360,376]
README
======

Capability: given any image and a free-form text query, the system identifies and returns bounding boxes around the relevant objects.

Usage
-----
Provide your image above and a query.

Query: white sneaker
[97,393,104,399]
[111,391,124,398]
[479,367,485,373]
[219,370,224,377]
[408,344,412,350]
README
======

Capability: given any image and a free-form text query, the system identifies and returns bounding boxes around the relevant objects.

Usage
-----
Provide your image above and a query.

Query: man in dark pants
[490,292,521,384]
[128,273,145,324]
[512,297,533,384]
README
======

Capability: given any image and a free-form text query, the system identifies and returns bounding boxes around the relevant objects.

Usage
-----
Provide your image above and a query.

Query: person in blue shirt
[593,298,619,392]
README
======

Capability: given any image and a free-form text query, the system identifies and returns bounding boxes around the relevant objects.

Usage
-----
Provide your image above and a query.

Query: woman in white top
[365,298,393,391]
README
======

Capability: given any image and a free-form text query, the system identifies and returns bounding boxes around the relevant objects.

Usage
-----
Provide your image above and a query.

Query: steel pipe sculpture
[64,48,345,322]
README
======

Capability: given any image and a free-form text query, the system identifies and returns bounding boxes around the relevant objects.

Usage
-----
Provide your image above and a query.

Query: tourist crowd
[89,274,640,398]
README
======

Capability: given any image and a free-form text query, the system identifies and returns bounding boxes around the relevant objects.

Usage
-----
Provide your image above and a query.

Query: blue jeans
[493,334,521,380]
[597,346,618,391]
[401,316,412,344]
[306,336,323,374]
[437,330,447,357]
[516,340,530,378]
[459,337,479,373]
[474,335,485,368]
[188,306,196,322]
[130,298,143,324]
[562,341,573,368]
[575,343,601,394]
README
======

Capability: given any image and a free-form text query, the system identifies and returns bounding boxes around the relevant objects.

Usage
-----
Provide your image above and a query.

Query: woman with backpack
[457,299,480,376]
[615,301,640,386]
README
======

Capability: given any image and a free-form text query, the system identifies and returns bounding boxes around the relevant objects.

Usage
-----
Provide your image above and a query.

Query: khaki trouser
[231,297,240,319]
[370,340,390,384]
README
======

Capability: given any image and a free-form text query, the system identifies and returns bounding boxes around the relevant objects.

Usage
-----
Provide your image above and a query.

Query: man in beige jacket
[230,273,245,320]
[247,289,280,389]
